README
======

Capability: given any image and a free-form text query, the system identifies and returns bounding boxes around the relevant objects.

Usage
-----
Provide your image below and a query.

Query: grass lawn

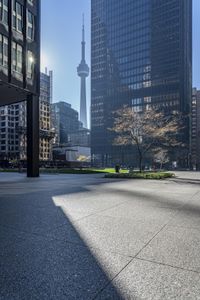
[0,168,173,179]
[40,168,129,174]
[0,168,19,173]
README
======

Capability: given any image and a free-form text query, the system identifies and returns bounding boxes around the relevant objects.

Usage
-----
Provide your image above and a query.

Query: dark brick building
[0,0,41,176]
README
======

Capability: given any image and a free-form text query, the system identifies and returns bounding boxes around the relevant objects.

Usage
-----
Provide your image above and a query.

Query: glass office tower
[91,0,192,167]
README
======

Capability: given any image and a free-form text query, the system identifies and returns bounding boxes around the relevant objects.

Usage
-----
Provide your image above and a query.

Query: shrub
[105,172,175,180]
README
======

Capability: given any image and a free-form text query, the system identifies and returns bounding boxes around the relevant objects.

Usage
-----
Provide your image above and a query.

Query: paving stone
[0,204,70,235]
[0,172,200,299]
[138,226,200,272]
[97,259,200,300]
[0,226,130,300]
[73,214,163,257]
[169,207,200,229]
[96,201,177,224]
[52,191,126,221]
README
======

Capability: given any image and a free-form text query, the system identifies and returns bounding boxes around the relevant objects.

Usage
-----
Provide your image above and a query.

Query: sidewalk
[0,172,200,299]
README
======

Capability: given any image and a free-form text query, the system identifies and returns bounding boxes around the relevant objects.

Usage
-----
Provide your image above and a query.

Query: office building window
[13,1,23,33]
[27,50,34,79]
[27,11,34,40]
[12,42,22,73]
[0,0,8,25]
[0,34,8,67]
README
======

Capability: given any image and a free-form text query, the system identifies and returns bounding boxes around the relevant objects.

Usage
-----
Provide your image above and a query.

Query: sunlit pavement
[0,171,200,299]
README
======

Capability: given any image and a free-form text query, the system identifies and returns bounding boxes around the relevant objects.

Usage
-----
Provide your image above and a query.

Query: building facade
[0,102,25,160]
[51,101,80,145]
[191,88,200,170]
[39,70,53,160]
[0,70,53,161]
[197,90,200,170]
[68,126,90,148]
[91,0,192,167]
[0,0,40,176]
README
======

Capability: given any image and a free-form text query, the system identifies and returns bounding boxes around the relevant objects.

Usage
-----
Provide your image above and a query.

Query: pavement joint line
[93,208,200,300]
[132,188,200,260]
[0,223,134,260]
[92,257,134,300]
[94,253,200,300]
[1,180,196,254]
[85,205,179,222]
[189,190,200,202]
[135,256,200,275]
[1,173,200,299]
[191,190,200,199]
[136,189,200,257]
[91,198,190,298]
[62,198,133,225]
[0,224,135,268]
[134,223,173,259]
[91,218,177,299]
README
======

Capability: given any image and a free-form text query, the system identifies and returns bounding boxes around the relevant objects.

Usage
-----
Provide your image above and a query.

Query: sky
[41,0,200,114]
[41,0,91,114]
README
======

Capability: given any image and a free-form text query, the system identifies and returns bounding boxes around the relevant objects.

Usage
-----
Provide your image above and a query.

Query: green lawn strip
[0,169,19,173]
[0,168,129,174]
[40,168,107,174]
[40,168,129,174]
[0,168,173,179]
[58,168,128,174]
[0,168,173,178]
[105,171,175,179]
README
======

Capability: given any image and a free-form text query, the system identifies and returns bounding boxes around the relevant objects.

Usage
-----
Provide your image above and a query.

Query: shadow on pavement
[171,177,200,185]
[0,175,127,299]
[108,186,200,217]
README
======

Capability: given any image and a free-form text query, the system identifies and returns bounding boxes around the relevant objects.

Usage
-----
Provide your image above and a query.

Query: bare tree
[111,106,183,172]
[153,147,169,170]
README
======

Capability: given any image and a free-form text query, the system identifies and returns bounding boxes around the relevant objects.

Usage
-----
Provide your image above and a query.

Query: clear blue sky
[41,0,200,114]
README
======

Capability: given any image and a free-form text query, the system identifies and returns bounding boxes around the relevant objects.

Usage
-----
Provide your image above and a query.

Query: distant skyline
[41,0,200,114]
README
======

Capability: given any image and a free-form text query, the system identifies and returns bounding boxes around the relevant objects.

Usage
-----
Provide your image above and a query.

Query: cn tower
[77,15,89,128]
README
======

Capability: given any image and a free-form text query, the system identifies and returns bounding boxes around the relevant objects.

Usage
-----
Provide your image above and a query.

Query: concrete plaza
[0,171,200,299]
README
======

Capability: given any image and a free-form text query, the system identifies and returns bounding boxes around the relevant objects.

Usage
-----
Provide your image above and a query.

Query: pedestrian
[115,164,120,173]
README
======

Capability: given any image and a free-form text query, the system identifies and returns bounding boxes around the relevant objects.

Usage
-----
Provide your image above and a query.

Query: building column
[27,94,39,177]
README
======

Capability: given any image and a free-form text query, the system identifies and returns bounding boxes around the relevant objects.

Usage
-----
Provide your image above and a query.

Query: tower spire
[81,14,86,62]
[82,14,85,42]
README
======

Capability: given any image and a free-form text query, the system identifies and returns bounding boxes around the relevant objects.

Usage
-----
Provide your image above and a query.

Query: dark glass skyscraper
[91,0,192,167]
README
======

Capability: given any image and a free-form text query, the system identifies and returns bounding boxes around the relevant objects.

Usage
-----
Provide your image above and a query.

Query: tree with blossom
[111,106,184,172]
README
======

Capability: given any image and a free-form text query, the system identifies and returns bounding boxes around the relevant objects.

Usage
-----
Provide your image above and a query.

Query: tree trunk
[139,155,142,173]
[135,142,143,173]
